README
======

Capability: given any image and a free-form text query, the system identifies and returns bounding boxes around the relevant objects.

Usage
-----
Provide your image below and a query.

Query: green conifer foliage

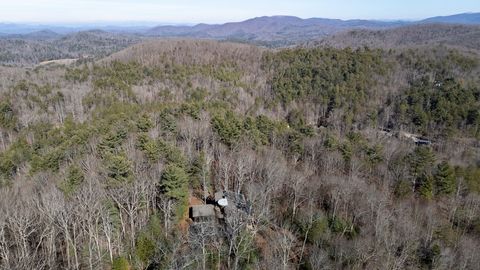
[435,162,456,195]
[0,101,17,130]
[161,164,189,201]
[105,153,133,183]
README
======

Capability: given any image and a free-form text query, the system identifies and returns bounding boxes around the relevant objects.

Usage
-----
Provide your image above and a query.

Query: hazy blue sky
[0,0,479,24]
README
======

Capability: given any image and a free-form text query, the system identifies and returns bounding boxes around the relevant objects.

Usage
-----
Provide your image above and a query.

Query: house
[189,190,251,224]
[414,138,432,145]
[190,205,216,222]
[398,131,432,145]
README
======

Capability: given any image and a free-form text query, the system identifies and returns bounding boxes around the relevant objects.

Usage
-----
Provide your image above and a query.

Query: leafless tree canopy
[0,33,479,270]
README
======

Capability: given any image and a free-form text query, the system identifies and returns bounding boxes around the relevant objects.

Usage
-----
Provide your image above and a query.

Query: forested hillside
[0,39,479,270]
[0,31,142,66]
[313,24,480,51]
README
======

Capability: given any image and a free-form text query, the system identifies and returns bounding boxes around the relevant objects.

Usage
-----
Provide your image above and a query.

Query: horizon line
[2,12,477,26]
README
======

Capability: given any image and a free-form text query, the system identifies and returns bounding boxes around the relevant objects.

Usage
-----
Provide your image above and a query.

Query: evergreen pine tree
[435,161,456,195]
[419,173,434,200]
[161,164,189,200]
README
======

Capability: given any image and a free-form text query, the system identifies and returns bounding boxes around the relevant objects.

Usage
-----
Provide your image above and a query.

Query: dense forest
[0,38,479,270]
[311,24,480,51]
[0,31,142,66]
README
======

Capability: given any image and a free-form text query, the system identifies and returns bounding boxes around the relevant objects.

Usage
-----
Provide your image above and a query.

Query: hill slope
[0,30,142,66]
[313,24,480,51]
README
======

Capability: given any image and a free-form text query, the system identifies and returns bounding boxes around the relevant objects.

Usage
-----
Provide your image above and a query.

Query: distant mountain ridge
[0,12,479,46]
[421,13,480,25]
[2,30,61,40]
[146,15,407,44]
[0,12,479,65]
[146,13,480,44]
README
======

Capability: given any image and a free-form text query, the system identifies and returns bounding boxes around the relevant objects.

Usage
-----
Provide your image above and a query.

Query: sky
[0,0,479,24]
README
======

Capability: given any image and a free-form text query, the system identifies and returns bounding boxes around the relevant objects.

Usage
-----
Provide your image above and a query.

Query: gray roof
[191,205,215,218]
